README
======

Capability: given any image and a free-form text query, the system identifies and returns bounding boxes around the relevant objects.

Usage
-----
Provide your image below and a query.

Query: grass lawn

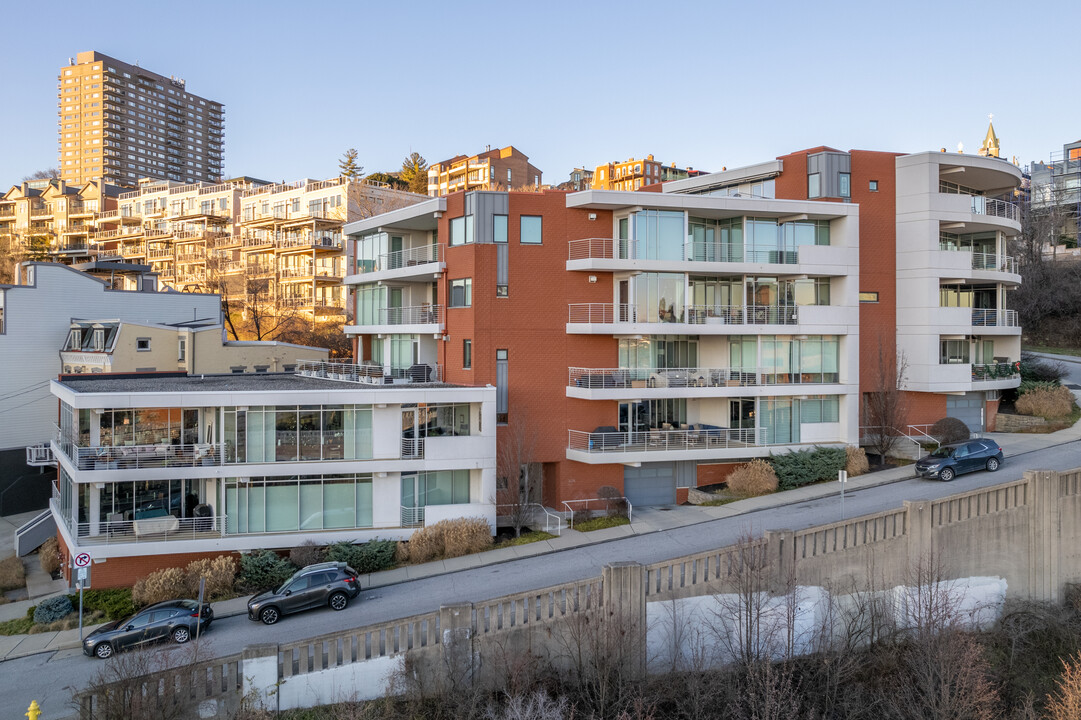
[573,516,630,532]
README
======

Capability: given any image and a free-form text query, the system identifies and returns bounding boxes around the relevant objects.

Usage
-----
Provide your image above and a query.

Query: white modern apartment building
[49,371,496,587]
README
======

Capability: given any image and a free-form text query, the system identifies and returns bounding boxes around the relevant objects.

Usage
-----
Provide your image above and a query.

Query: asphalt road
[6,430,1081,718]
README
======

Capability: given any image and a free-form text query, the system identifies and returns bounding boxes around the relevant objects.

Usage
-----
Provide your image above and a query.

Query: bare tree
[1045,654,1081,720]
[22,167,60,181]
[496,420,542,538]
[865,340,910,463]
[72,643,205,720]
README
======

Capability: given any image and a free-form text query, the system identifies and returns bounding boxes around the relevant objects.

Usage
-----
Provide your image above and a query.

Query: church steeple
[979,114,1000,158]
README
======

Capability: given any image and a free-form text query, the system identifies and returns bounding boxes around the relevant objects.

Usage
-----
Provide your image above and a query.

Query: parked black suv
[914,438,1004,482]
[83,599,212,659]
[247,561,360,625]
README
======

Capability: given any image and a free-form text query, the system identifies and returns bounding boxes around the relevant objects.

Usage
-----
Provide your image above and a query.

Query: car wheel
[940,467,955,482]
[94,642,113,659]
[329,592,349,611]
[171,627,190,644]
[259,607,280,625]
[987,457,1000,472]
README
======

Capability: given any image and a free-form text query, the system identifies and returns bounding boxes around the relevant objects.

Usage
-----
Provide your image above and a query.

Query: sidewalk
[4,419,1080,663]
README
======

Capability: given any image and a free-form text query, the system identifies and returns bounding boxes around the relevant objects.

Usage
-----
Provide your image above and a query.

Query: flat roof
[57,373,459,395]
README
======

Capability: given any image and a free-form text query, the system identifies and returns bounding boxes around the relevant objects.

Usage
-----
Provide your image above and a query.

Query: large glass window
[634,272,685,324]
[401,470,470,508]
[450,278,472,307]
[520,216,542,244]
[493,215,507,244]
[224,406,371,463]
[800,396,840,423]
[225,474,373,534]
[631,210,683,260]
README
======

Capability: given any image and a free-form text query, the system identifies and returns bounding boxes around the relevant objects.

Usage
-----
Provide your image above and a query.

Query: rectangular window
[808,173,821,198]
[858,292,879,303]
[869,180,879,192]
[450,278,472,307]
[520,215,542,244]
[496,349,508,424]
[136,338,150,351]
[463,339,472,369]
[178,337,186,361]
[450,216,465,246]
[839,172,851,198]
[494,214,508,243]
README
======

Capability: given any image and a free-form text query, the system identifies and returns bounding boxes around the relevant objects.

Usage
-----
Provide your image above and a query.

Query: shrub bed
[845,446,870,477]
[396,518,492,564]
[1016,385,1075,419]
[725,459,779,497]
[770,446,847,491]
[0,555,25,592]
[237,550,294,593]
[326,540,397,574]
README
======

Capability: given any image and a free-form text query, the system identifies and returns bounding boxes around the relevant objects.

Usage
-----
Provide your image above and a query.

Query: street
[4,427,1081,718]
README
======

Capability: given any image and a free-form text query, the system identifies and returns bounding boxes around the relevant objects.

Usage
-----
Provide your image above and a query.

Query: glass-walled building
[48,372,495,588]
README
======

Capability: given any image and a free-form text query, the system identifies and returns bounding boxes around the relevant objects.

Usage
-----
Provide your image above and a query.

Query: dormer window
[90,329,104,351]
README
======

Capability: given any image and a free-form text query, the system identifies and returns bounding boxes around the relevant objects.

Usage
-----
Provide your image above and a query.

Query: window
[494,214,507,243]
[496,349,508,424]
[231,366,246,374]
[449,216,473,246]
[800,396,840,423]
[463,339,472,369]
[858,292,879,303]
[869,180,879,192]
[254,365,269,373]
[839,173,851,198]
[808,173,821,198]
[520,216,542,244]
[136,338,150,351]
[450,278,472,307]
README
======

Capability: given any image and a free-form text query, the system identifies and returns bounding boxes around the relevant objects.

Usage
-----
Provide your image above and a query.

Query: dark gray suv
[914,438,1004,482]
[247,561,360,625]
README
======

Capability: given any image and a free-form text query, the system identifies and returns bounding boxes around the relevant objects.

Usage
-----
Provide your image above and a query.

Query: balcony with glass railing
[296,359,443,385]
[55,436,223,472]
[352,244,442,277]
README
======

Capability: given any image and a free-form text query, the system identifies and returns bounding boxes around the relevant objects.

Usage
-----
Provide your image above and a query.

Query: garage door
[947,392,985,433]
[624,463,676,506]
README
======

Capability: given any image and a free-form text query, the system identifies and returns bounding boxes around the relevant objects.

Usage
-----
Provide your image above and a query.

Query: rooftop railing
[296,359,442,384]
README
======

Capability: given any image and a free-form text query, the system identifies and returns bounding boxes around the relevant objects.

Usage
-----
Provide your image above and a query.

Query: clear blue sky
[2,0,1078,184]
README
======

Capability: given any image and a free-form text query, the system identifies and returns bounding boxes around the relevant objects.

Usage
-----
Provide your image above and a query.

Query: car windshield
[929,447,954,458]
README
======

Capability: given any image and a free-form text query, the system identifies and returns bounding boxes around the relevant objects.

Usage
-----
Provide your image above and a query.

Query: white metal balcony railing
[568,366,840,389]
[970,196,1020,223]
[971,308,1020,327]
[355,244,442,273]
[969,252,1018,274]
[354,305,444,326]
[63,513,225,546]
[568,427,764,454]
[26,444,54,466]
[401,506,425,528]
[295,359,442,384]
[60,441,223,471]
[401,437,424,459]
[566,238,803,265]
[568,303,800,326]
[278,265,342,280]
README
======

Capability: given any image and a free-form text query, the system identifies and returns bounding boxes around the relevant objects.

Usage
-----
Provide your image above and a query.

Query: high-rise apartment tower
[58,51,224,188]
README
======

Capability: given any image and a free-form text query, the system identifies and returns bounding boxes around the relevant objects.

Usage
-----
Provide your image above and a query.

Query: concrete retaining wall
[76,468,1081,716]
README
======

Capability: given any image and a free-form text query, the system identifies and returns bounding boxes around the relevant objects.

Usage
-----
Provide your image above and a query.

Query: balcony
[568,303,800,327]
[57,440,222,472]
[905,360,1021,394]
[970,196,1020,223]
[351,244,443,280]
[278,233,342,251]
[567,238,855,276]
[279,266,343,282]
[567,426,766,463]
[26,444,54,467]
[55,505,224,547]
[567,366,840,398]
[242,232,274,249]
[972,308,1019,327]
[347,304,444,334]
[296,359,442,385]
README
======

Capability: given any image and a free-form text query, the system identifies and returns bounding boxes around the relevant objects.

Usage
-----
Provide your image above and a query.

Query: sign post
[838,469,848,520]
[74,552,91,641]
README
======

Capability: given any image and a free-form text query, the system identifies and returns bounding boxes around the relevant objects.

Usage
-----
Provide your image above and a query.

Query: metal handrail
[295,359,442,384]
[356,244,443,273]
[971,308,1019,327]
[62,442,222,471]
[400,506,425,527]
[561,497,633,527]
[66,515,224,545]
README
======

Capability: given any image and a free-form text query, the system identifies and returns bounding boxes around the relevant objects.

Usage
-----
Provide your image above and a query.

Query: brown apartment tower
[58,51,224,188]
